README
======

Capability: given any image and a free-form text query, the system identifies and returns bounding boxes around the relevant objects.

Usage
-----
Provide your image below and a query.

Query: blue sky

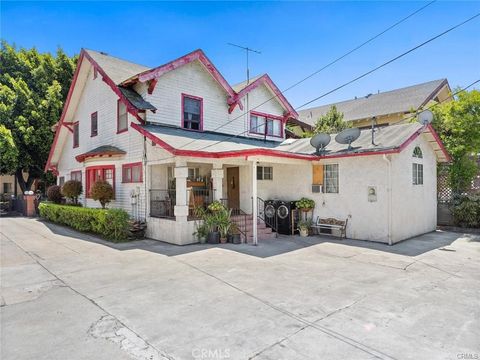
[2,1,479,108]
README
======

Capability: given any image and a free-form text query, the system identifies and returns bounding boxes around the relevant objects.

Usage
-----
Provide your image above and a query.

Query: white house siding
[390,136,437,243]
[144,60,286,142]
[56,67,146,218]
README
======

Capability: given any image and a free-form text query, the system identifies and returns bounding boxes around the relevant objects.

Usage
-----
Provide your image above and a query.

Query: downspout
[382,154,393,245]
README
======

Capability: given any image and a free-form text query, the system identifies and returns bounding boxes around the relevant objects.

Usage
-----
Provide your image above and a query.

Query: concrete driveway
[1,218,479,360]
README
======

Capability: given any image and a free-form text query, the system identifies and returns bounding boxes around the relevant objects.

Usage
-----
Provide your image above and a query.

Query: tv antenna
[335,128,361,150]
[228,43,261,84]
[310,133,331,155]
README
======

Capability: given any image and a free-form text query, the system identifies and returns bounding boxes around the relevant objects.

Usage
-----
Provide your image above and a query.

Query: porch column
[174,161,189,222]
[251,161,258,245]
[211,164,224,202]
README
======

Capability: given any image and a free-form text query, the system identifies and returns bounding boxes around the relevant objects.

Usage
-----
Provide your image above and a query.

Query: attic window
[117,100,128,133]
[413,146,423,158]
[182,94,202,131]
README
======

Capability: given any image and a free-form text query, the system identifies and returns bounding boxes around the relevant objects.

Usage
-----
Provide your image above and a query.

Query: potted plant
[205,213,220,244]
[216,208,232,244]
[298,218,313,237]
[207,200,225,212]
[228,223,242,244]
[193,222,209,244]
[295,197,315,212]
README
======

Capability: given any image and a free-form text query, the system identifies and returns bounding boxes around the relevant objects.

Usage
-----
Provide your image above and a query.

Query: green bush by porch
[38,203,130,242]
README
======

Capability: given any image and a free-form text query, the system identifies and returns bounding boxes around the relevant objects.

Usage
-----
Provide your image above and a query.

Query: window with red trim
[91,112,98,137]
[117,100,128,133]
[73,122,79,148]
[86,166,115,198]
[122,162,142,183]
[182,94,203,131]
[249,113,283,138]
[71,170,82,182]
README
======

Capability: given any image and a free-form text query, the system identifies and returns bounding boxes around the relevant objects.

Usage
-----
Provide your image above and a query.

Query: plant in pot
[207,200,225,212]
[298,218,313,237]
[228,223,242,244]
[295,197,315,213]
[216,208,232,244]
[205,212,220,244]
[193,222,209,244]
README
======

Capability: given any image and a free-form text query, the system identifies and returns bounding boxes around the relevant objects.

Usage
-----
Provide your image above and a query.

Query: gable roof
[131,122,450,162]
[299,79,449,125]
[84,49,150,84]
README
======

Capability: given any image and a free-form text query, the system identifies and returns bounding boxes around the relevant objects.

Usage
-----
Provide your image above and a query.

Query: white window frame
[324,164,339,193]
[413,163,423,185]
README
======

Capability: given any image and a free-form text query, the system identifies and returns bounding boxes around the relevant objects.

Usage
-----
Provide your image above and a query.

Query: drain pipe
[382,154,393,245]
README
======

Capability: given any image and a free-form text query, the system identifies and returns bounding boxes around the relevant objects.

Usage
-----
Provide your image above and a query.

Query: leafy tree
[431,89,480,193]
[0,41,77,192]
[91,180,114,209]
[308,105,350,137]
[0,124,18,174]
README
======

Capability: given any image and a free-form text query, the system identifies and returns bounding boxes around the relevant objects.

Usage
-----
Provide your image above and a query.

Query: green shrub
[38,203,130,242]
[62,180,82,204]
[90,180,114,208]
[452,195,480,228]
[47,185,62,204]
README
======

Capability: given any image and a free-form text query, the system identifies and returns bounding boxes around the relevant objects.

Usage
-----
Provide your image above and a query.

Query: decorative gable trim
[124,49,236,98]
[227,74,298,119]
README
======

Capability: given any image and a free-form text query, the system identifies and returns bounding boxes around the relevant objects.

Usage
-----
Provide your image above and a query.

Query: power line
[179,13,480,154]
[170,1,438,153]
[296,12,480,110]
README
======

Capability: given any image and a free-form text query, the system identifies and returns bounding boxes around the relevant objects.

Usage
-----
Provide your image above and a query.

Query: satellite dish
[310,133,331,155]
[335,128,361,150]
[417,110,433,125]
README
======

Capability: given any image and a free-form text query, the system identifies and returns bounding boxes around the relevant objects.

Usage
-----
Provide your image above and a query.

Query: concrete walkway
[1,218,479,360]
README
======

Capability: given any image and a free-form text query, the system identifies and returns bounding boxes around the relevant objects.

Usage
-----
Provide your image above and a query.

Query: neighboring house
[0,173,37,197]
[46,49,450,245]
[298,79,451,130]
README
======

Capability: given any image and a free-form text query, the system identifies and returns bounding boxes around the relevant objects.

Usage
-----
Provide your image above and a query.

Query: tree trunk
[15,169,35,193]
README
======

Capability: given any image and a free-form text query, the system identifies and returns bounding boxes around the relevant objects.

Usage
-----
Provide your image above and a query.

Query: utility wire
[178,12,480,154]
[171,1,438,152]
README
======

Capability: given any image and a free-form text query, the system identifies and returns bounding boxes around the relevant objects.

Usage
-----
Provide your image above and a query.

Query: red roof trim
[131,49,235,98]
[426,123,451,161]
[75,150,125,163]
[132,123,450,162]
[229,74,299,118]
[45,49,145,172]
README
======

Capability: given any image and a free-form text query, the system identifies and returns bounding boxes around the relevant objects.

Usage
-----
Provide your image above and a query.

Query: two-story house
[46,49,450,245]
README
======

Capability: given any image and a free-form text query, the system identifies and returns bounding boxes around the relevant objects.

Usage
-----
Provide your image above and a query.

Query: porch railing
[231,209,248,243]
[187,188,213,218]
[150,189,176,219]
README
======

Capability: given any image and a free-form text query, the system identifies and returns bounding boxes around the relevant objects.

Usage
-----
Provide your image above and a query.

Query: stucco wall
[253,157,391,242]
[390,136,437,242]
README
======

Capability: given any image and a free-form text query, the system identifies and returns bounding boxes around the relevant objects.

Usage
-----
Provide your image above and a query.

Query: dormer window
[182,94,203,131]
[249,112,283,138]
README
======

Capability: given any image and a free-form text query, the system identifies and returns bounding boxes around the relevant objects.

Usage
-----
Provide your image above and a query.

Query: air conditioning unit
[312,184,322,193]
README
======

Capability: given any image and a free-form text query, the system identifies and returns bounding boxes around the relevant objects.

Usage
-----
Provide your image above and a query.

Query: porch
[144,159,287,245]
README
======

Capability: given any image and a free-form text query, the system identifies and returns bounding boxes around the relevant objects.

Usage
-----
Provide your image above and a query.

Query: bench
[311,217,348,238]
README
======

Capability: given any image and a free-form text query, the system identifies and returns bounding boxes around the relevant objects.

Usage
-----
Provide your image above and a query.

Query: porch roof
[132,122,449,162]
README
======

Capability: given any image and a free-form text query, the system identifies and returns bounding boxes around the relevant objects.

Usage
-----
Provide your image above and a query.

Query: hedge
[38,203,130,242]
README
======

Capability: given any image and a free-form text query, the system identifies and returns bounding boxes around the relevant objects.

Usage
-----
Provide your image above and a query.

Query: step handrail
[256,197,278,237]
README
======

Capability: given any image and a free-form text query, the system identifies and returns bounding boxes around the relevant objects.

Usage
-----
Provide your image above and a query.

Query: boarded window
[312,165,324,185]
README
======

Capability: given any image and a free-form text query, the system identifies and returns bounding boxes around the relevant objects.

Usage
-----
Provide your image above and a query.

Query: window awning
[75,145,126,162]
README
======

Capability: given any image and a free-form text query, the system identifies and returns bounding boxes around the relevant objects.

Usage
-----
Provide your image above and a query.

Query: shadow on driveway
[38,218,479,259]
